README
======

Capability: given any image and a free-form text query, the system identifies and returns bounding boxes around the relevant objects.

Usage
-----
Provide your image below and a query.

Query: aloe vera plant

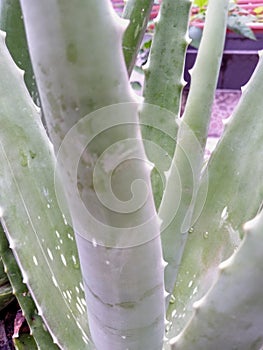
[0,0,263,349]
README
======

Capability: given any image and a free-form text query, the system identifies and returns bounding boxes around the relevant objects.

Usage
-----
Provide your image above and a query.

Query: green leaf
[143,0,191,113]
[0,283,14,311]
[143,39,152,49]
[0,32,94,349]
[167,50,263,338]
[0,225,58,350]
[160,0,229,307]
[171,209,263,350]
[0,257,9,285]
[227,15,256,40]
[0,282,14,311]
[0,0,39,103]
[141,0,192,209]
[254,6,263,15]
[14,334,38,350]
[122,0,154,75]
[193,0,208,9]
[18,1,165,348]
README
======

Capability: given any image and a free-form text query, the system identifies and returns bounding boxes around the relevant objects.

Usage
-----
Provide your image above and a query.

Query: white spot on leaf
[60,254,67,266]
[188,280,193,288]
[76,303,84,314]
[32,256,38,266]
[52,275,58,288]
[47,248,54,261]
[67,233,74,241]
[221,206,228,220]
[66,290,72,300]
[62,214,68,225]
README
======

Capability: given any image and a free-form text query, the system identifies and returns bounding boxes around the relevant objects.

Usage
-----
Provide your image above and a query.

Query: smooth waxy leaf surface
[0,32,94,349]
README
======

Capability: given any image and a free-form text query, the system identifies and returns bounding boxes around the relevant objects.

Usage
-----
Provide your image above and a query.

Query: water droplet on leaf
[203,231,209,239]
[188,280,193,288]
[169,294,176,304]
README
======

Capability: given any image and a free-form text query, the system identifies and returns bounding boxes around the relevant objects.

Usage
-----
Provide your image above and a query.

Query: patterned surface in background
[182,90,242,138]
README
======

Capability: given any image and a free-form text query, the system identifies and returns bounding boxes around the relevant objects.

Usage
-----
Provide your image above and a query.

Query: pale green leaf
[167,50,263,339]
[171,209,263,349]
[0,32,94,349]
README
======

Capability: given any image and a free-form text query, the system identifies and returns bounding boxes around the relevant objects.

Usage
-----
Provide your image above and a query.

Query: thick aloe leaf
[167,51,263,337]
[170,209,263,350]
[54,103,165,350]
[19,0,133,152]
[0,253,14,311]
[122,0,154,75]
[0,282,13,311]
[142,0,191,114]
[0,32,94,349]
[0,257,9,285]
[13,334,38,350]
[140,0,192,209]
[159,0,229,306]
[19,1,165,349]
[0,224,57,349]
[0,0,38,103]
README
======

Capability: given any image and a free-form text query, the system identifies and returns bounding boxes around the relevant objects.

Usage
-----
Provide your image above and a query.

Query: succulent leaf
[0,224,58,350]
[0,257,9,285]
[160,0,229,309]
[0,31,94,349]
[13,334,38,350]
[122,0,154,75]
[0,281,14,311]
[0,0,38,103]
[168,48,263,337]
[170,209,263,350]
[19,1,165,349]
[140,0,192,209]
